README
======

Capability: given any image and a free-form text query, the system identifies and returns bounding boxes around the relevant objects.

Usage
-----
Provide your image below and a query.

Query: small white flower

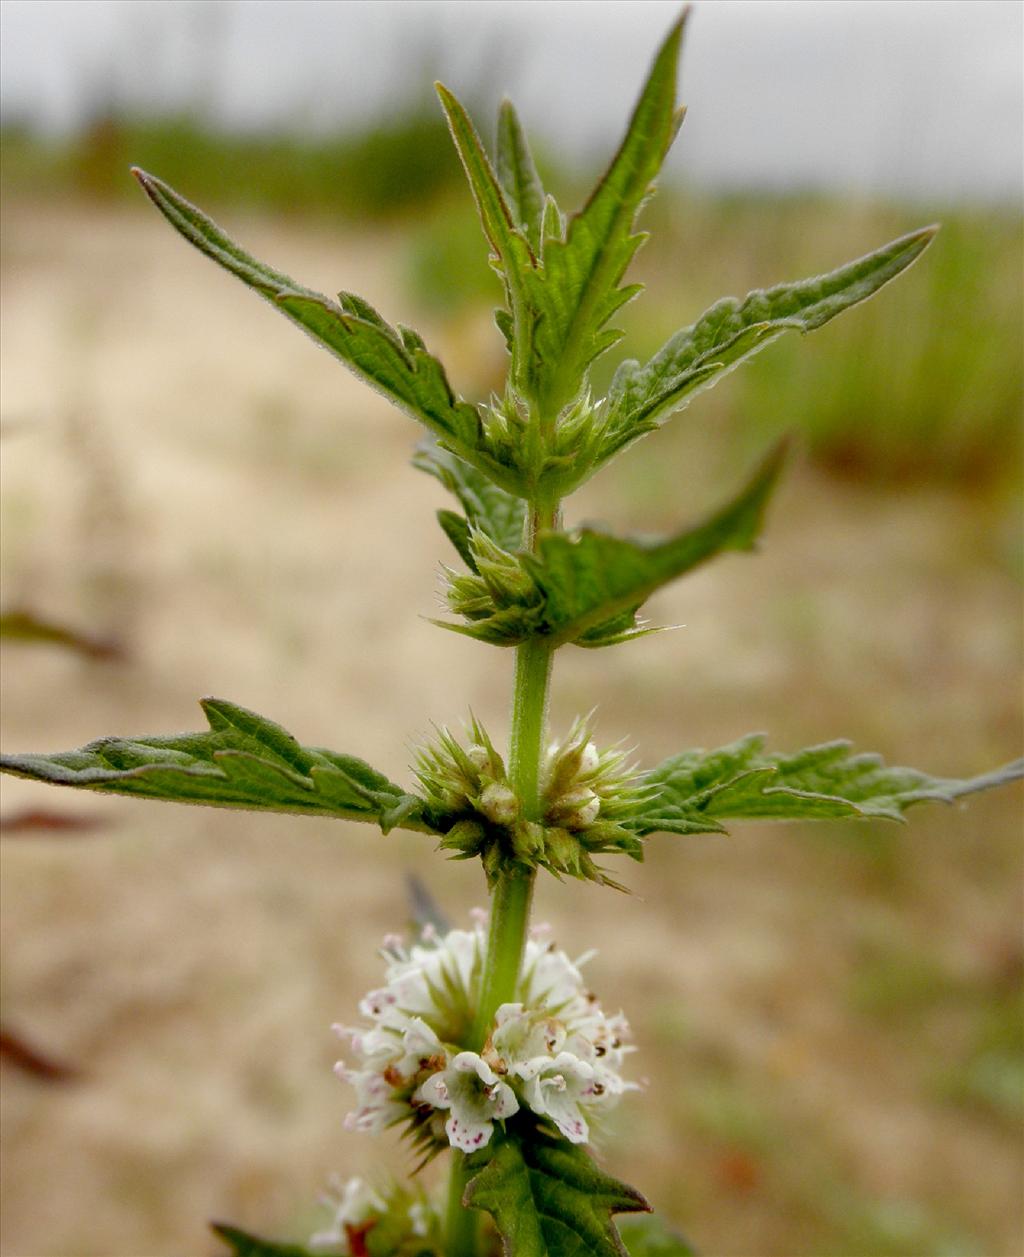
[414,1051,519,1151]
[309,1175,386,1252]
[492,1002,566,1065]
[336,1062,405,1134]
[519,1052,606,1144]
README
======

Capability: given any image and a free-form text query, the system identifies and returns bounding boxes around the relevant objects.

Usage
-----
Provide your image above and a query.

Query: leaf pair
[440,442,786,647]
[3,698,1020,854]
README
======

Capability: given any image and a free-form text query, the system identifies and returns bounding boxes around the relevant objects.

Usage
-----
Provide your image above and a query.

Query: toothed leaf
[633,735,1024,836]
[602,226,937,463]
[463,1129,650,1257]
[0,699,428,835]
[528,13,686,417]
[435,85,539,399]
[444,442,784,646]
[131,169,520,493]
[497,100,546,253]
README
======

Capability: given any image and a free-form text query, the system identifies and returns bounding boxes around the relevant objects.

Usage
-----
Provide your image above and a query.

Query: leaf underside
[464,1129,650,1257]
[444,441,785,647]
[632,735,1024,837]
[0,699,426,835]
[414,441,528,566]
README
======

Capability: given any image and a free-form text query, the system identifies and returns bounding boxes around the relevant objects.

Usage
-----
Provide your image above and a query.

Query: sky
[1,0,1021,204]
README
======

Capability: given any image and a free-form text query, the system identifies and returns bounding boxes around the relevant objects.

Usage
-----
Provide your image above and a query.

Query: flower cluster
[415,718,649,887]
[309,1174,438,1256]
[333,916,637,1155]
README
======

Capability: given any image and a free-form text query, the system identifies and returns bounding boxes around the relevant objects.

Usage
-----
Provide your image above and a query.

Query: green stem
[447,499,558,1253]
[446,1153,479,1257]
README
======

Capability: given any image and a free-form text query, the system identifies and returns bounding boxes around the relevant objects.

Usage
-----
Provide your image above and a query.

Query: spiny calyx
[414,718,647,887]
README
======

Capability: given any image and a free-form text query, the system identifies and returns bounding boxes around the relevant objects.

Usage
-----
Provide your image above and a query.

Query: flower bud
[479,781,519,826]
[546,785,600,829]
[438,819,486,856]
[466,744,491,773]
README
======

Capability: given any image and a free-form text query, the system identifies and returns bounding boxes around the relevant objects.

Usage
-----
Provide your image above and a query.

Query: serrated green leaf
[496,100,546,254]
[528,12,686,418]
[435,85,539,401]
[414,443,528,567]
[443,442,784,647]
[438,12,684,424]
[618,1215,698,1257]
[130,169,521,493]
[464,1130,650,1257]
[602,225,937,464]
[633,734,1024,836]
[212,1222,317,1257]
[0,698,429,835]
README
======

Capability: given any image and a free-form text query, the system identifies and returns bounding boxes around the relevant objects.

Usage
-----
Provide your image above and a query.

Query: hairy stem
[447,499,559,1252]
[471,498,556,1044]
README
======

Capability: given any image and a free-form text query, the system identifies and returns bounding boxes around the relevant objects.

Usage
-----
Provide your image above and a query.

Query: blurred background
[1,2,1021,1254]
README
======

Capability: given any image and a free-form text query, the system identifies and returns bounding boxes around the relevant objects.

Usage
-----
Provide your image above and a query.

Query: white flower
[518,1052,606,1144]
[332,915,636,1152]
[492,1002,566,1065]
[414,1051,519,1151]
[309,1175,386,1252]
[335,1062,405,1134]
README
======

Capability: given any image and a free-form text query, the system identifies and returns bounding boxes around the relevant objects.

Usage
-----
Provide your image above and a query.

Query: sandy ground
[1,202,1021,1257]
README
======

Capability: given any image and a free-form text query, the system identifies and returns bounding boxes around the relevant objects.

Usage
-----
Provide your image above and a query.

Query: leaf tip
[130,166,157,198]
[661,3,692,56]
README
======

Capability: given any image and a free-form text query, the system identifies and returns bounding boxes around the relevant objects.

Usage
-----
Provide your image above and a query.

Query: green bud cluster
[415,718,649,888]
[444,531,543,642]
